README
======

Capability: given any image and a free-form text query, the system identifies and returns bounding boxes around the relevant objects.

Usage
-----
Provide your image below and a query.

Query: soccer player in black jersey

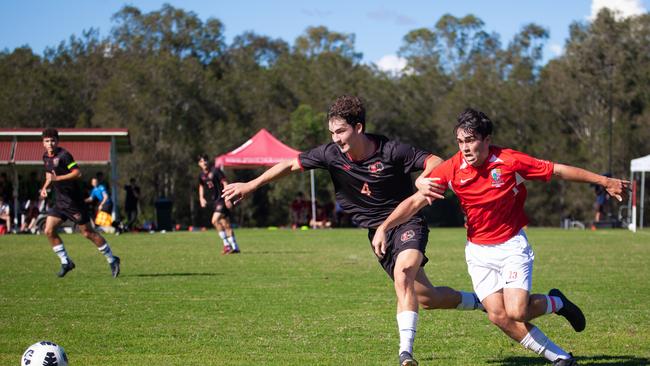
[223,96,482,366]
[40,128,120,278]
[198,154,240,254]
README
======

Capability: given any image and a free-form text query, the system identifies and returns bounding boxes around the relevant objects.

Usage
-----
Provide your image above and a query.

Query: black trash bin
[154,197,173,231]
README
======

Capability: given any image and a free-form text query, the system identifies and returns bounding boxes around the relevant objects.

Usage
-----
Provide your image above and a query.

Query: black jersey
[42,147,84,207]
[299,134,431,228]
[198,167,227,202]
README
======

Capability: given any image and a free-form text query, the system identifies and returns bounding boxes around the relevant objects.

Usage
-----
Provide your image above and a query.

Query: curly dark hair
[197,154,210,162]
[454,108,493,139]
[327,95,366,131]
[42,128,59,140]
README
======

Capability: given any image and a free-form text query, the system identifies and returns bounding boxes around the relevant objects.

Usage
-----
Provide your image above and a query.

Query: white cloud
[375,54,408,75]
[590,0,646,20]
[549,43,564,57]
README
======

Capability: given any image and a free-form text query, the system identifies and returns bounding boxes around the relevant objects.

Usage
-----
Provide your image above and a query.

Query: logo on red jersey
[400,229,415,242]
[368,161,384,175]
[491,168,504,187]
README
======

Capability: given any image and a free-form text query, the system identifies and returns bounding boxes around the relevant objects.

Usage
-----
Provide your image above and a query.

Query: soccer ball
[21,341,68,366]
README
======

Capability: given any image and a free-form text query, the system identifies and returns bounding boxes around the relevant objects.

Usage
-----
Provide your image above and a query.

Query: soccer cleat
[549,289,586,332]
[399,351,418,366]
[231,249,241,254]
[110,256,121,278]
[553,353,577,366]
[221,246,232,255]
[57,261,76,278]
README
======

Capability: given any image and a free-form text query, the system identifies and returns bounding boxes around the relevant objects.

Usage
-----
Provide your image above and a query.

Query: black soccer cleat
[549,289,586,332]
[110,256,121,278]
[399,351,418,366]
[57,260,76,278]
[553,353,578,366]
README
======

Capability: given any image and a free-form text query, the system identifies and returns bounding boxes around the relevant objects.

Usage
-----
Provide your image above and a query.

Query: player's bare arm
[372,192,430,258]
[49,169,81,183]
[198,184,207,208]
[40,172,53,198]
[222,158,302,204]
[553,163,630,201]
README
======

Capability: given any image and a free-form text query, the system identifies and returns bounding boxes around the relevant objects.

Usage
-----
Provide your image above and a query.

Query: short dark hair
[198,154,210,162]
[42,128,59,140]
[454,108,493,139]
[327,95,366,130]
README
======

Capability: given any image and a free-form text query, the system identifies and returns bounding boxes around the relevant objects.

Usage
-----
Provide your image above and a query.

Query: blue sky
[1,0,647,71]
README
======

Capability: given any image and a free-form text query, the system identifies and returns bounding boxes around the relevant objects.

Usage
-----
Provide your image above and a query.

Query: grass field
[1,228,649,365]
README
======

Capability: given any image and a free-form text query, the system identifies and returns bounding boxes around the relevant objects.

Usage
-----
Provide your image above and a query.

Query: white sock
[97,243,116,263]
[396,311,418,355]
[545,295,564,314]
[52,244,69,264]
[457,291,483,310]
[218,231,229,248]
[227,233,239,251]
[520,326,571,361]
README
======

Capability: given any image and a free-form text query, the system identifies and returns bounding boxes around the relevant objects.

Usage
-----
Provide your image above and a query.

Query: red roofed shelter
[0,128,131,228]
[215,129,318,225]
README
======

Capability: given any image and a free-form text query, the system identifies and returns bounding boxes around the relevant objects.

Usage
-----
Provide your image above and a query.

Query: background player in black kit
[198,155,240,254]
[40,128,121,278]
[223,96,482,366]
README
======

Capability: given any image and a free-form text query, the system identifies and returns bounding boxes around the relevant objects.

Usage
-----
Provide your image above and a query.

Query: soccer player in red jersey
[224,96,484,366]
[373,108,629,365]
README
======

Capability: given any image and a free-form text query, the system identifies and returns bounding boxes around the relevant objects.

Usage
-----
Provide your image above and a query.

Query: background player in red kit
[374,108,630,366]
[40,128,121,278]
[224,96,484,366]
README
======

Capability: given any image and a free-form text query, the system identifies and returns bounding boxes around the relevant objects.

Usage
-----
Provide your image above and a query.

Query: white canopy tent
[629,154,650,231]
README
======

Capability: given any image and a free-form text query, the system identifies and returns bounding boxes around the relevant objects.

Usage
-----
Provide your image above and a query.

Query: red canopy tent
[215,128,300,168]
[215,128,317,226]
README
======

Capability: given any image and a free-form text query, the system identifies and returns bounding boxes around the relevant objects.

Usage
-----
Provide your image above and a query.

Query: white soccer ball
[21,341,68,366]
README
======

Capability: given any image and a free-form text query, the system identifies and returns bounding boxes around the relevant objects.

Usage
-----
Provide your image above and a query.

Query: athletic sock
[227,233,239,251]
[97,243,116,263]
[218,231,230,249]
[52,244,70,264]
[520,326,571,361]
[396,311,418,355]
[545,295,564,314]
[457,291,484,311]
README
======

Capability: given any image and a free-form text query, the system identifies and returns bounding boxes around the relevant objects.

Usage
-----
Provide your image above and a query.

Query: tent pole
[628,171,633,228]
[110,136,120,221]
[310,170,316,228]
[641,172,645,230]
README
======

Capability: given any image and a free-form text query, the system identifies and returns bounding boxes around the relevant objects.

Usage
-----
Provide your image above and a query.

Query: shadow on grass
[487,355,649,366]
[249,251,313,255]
[126,272,222,277]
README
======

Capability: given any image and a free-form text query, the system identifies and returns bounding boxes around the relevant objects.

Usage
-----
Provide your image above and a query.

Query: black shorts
[100,201,113,214]
[208,200,230,217]
[367,216,429,280]
[48,204,90,225]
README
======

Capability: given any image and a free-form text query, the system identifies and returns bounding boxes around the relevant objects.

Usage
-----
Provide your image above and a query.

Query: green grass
[1,228,649,365]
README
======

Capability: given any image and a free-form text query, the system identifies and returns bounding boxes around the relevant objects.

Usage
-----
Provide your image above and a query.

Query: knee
[80,228,94,239]
[44,226,55,237]
[487,311,511,329]
[505,307,528,322]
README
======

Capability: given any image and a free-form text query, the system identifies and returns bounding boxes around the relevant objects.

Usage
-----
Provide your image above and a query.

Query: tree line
[1,5,648,227]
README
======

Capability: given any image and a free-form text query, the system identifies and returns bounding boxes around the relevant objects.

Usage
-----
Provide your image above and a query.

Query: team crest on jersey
[52,157,60,167]
[368,161,384,175]
[400,229,415,242]
[491,168,504,187]
[208,172,213,179]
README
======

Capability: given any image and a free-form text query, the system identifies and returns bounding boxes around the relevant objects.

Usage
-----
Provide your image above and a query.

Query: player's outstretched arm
[372,192,430,258]
[553,163,630,201]
[222,158,302,204]
[414,155,446,204]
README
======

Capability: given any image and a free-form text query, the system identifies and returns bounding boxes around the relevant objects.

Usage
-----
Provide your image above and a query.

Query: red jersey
[427,146,554,244]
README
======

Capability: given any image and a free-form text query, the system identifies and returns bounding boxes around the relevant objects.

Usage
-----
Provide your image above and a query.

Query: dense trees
[1,5,648,227]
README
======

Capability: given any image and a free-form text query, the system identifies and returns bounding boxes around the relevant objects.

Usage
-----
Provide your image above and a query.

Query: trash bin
[154,197,173,231]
